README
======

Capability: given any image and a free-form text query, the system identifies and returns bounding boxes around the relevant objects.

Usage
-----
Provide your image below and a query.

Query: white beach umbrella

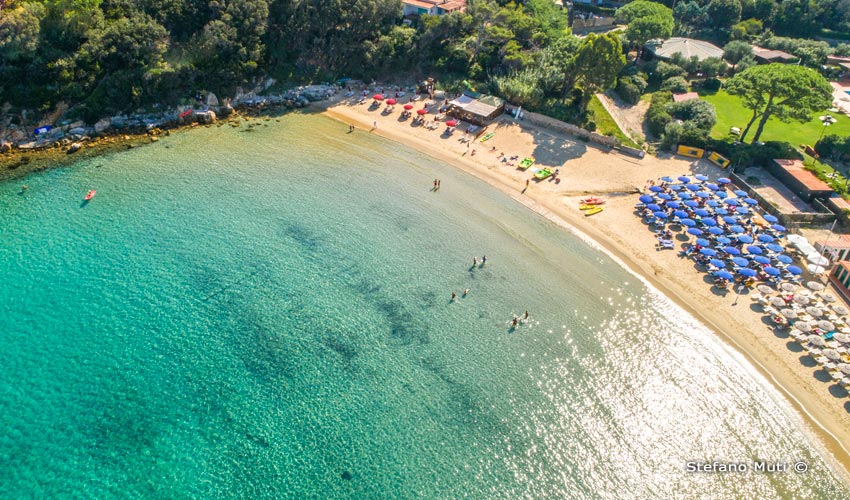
[818,320,836,331]
[823,349,841,361]
[833,305,849,316]
[794,295,810,306]
[781,308,798,319]
[806,253,830,267]
[770,297,786,308]
[822,294,836,303]
[807,264,827,275]
[834,333,850,344]
[796,321,813,332]
[758,284,774,295]
[781,283,798,293]
[807,334,826,346]
[806,306,825,317]
[806,281,825,291]
[838,363,850,376]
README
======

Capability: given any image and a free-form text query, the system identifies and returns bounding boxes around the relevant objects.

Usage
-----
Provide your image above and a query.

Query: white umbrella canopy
[822,294,836,303]
[781,283,798,293]
[823,349,841,361]
[796,321,813,332]
[834,333,850,344]
[794,295,811,306]
[833,305,848,316]
[807,281,826,291]
[807,264,827,275]
[806,306,825,317]
[839,363,850,376]
[781,308,798,319]
[818,320,836,331]
[770,297,787,308]
[808,334,826,346]
[758,284,775,295]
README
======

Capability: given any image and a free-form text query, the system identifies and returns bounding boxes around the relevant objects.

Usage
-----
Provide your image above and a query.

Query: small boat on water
[84,190,96,201]
[584,206,604,216]
[580,197,606,205]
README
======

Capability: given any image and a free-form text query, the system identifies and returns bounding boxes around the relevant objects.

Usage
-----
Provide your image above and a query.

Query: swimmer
[481,255,487,265]
[463,289,470,297]
[524,310,529,319]
[511,317,519,328]
[473,256,477,266]
[451,292,457,301]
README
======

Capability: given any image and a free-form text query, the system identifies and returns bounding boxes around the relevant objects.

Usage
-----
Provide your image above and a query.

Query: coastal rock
[195,110,217,124]
[218,105,234,118]
[67,142,82,154]
[0,142,11,153]
[68,127,86,136]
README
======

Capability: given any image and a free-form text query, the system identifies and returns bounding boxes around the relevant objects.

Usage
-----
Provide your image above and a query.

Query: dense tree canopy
[617,1,674,48]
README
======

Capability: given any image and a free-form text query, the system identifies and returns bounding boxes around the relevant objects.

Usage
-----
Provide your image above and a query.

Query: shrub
[645,61,687,86]
[660,76,689,93]
[694,77,722,92]
[646,91,674,137]
[815,134,850,160]
[668,99,717,131]
[616,75,648,104]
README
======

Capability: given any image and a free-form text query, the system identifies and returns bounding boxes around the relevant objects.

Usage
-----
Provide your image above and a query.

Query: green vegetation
[700,90,850,146]
[586,95,640,148]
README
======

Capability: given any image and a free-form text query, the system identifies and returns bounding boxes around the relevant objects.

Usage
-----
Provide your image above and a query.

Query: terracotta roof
[439,0,465,10]
[817,235,850,249]
[403,0,436,8]
[672,92,699,102]
[773,159,834,192]
[752,46,797,62]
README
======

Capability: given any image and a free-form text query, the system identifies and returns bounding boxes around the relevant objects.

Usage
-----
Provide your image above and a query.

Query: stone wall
[522,110,619,149]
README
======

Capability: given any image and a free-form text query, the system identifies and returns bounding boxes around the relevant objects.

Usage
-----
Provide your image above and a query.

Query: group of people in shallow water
[448,256,527,329]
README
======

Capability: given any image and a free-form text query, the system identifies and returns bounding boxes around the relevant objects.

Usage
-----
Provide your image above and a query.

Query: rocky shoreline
[0,82,341,182]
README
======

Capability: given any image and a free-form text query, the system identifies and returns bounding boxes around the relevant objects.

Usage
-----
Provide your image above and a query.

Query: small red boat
[84,190,96,201]
[580,197,605,205]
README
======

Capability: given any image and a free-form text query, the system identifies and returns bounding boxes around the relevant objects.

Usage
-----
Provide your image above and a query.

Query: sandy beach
[321,94,850,482]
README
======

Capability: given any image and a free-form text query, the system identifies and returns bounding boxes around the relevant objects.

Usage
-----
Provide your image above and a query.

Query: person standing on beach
[525,179,530,188]
[434,179,439,190]
[437,180,441,189]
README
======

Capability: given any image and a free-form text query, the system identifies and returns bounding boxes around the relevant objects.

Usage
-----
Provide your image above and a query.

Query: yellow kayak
[584,206,604,216]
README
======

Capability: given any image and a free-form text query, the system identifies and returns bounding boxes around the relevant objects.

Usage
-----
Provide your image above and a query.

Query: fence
[730,171,838,230]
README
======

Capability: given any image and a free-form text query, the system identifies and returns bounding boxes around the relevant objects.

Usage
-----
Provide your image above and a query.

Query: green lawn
[587,95,640,148]
[699,90,850,146]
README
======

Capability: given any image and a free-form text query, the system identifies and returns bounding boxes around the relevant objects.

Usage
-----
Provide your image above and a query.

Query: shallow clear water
[0,113,847,499]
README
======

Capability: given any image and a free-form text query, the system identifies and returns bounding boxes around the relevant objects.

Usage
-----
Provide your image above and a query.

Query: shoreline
[319,97,850,483]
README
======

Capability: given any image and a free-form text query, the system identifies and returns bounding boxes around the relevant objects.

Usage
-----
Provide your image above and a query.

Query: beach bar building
[816,235,850,262]
[447,92,506,125]
[766,159,834,203]
[829,261,850,302]
[402,0,465,16]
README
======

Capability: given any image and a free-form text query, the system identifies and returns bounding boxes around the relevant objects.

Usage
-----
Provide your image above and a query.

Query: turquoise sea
[0,113,848,499]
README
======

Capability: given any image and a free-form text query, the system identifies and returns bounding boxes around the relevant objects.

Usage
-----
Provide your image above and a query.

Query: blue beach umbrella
[649,185,663,192]
[715,270,735,280]
[695,174,709,181]
[787,265,803,275]
[685,200,700,207]
[717,236,732,244]
[661,176,674,182]
[716,191,728,199]
[678,176,691,183]
[658,193,673,200]
[728,224,745,233]
[667,201,682,209]
[725,198,739,206]
[736,206,750,215]
[674,210,689,218]
[767,243,784,253]
[734,190,747,197]
[722,216,737,224]
[739,268,757,277]
[648,203,662,211]
[702,218,718,226]
[639,194,654,203]
[737,234,754,243]
[732,257,750,267]
[772,224,786,232]
[777,254,793,264]
[669,184,683,191]
[707,199,720,207]
[680,218,697,227]
[718,177,732,184]
[747,245,763,254]
[654,211,668,219]
[715,208,729,215]
[743,198,758,205]
[706,183,720,191]
[686,183,700,191]
[695,208,710,217]
[724,246,742,255]
[696,191,711,198]
[710,258,727,268]
[679,192,693,199]
[753,255,771,264]
[709,227,725,235]
[700,247,717,256]
[763,214,779,223]
[758,234,775,243]
[696,238,711,246]
[687,228,704,236]
[763,266,781,276]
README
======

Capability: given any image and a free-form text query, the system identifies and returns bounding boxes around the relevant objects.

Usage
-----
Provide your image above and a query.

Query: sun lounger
[657,239,674,249]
